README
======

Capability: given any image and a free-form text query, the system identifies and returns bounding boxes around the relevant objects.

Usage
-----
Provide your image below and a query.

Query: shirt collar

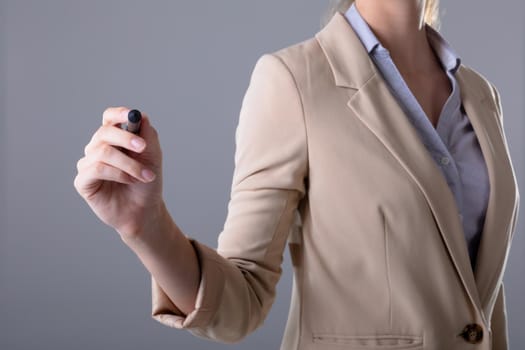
[344,2,461,74]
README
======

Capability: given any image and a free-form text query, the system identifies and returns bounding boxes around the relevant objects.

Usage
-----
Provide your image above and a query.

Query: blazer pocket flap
[312,333,423,349]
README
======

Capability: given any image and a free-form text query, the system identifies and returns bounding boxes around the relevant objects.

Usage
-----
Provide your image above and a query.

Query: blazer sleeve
[490,281,509,350]
[150,53,308,343]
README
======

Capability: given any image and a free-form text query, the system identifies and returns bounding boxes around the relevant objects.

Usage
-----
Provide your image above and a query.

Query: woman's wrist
[118,200,200,316]
[118,200,181,252]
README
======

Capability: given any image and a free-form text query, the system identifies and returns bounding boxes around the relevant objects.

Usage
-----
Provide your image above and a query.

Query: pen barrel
[126,120,141,134]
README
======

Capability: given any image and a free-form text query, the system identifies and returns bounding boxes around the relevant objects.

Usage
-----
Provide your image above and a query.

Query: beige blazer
[150,11,520,350]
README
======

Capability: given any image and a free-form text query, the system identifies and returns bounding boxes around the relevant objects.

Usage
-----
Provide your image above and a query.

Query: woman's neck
[354,0,437,74]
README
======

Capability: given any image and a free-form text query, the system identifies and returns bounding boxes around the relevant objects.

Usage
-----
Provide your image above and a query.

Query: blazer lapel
[347,73,484,313]
[456,66,519,317]
[316,11,518,320]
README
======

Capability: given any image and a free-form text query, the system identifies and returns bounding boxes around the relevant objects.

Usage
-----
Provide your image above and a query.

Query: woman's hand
[74,107,164,239]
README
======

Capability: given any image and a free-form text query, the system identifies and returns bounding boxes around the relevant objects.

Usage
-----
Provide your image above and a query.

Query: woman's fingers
[74,161,136,199]
[85,124,146,155]
[77,107,159,194]
[102,106,129,126]
[81,144,156,183]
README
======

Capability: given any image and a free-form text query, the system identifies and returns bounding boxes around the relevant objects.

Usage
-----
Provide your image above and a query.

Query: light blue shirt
[344,2,490,271]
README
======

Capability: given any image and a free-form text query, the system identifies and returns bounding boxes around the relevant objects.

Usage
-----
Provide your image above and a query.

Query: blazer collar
[315,11,519,324]
[316,10,375,90]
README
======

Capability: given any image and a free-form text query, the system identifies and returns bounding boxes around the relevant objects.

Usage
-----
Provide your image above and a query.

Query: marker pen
[124,109,142,134]
[118,109,143,153]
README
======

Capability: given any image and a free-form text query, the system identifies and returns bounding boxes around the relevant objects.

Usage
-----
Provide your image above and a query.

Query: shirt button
[440,156,450,165]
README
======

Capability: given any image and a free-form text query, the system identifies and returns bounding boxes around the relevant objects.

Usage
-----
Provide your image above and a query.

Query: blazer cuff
[151,237,225,330]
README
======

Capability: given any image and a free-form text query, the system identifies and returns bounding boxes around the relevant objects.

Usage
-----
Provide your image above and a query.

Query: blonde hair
[321,0,441,31]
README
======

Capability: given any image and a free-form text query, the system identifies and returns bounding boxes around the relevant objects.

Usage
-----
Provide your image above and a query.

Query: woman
[74,0,519,349]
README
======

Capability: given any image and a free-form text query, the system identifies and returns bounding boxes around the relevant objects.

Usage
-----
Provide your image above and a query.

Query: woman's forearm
[120,201,200,316]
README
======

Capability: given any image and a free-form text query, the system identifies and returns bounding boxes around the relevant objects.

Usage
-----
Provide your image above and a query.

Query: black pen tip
[128,109,142,123]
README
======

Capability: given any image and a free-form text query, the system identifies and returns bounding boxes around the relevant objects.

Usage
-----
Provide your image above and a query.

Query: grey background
[0,1,523,349]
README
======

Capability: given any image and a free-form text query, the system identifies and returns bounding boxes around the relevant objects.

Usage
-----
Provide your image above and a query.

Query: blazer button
[459,323,483,344]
